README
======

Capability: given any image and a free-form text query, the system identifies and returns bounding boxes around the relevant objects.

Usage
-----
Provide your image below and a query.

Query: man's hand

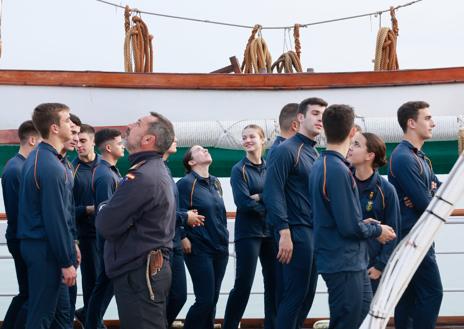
[187,210,205,227]
[182,237,192,254]
[368,266,382,280]
[62,266,77,287]
[86,205,95,215]
[363,218,381,225]
[277,229,293,264]
[75,242,81,268]
[250,194,260,201]
[403,197,414,208]
[377,225,396,244]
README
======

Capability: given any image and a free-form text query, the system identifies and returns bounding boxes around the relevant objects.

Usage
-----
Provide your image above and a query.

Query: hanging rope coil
[124,6,154,72]
[272,24,303,73]
[374,7,399,71]
[241,25,272,74]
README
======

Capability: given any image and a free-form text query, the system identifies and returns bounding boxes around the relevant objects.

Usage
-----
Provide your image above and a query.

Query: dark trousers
[322,270,372,329]
[223,237,277,329]
[113,260,172,329]
[67,285,77,329]
[79,237,100,315]
[50,284,71,329]
[183,251,228,329]
[394,246,443,329]
[166,249,187,327]
[3,239,28,329]
[85,235,113,329]
[20,240,71,329]
[275,226,318,329]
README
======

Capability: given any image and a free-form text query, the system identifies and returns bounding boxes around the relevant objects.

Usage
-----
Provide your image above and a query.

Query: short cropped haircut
[70,113,82,127]
[18,120,39,145]
[32,103,70,139]
[397,101,430,133]
[363,132,387,169]
[298,97,328,116]
[95,128,121,152]
[148,112,175,154]
[79,124,96,136]
[322,104,355,144]
[278,103,299,132]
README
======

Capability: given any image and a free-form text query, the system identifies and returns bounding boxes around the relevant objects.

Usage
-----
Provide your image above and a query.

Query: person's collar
[128,151,162,165]
[295,132,317,146]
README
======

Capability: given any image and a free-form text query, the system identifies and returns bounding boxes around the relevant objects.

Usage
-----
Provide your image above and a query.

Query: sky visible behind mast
[0,0,463,73]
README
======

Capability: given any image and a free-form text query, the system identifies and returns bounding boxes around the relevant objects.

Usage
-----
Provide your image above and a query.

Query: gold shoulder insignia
[128,160,147,171]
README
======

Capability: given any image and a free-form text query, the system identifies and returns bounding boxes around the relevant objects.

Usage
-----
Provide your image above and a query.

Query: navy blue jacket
[355,170,400,271]
[96,151,176,278]
[72,155,100,239]
[1,153,26,241]
[17,142,76,268]
[230,157,269,241]
[62,155,78,240]
[266,135,286,162]
[165,162,188,251]
[388,140,441,235]
[92,159,121,211]
[309,150,382,274]
[263,133,318,231]
[177,171,229,255]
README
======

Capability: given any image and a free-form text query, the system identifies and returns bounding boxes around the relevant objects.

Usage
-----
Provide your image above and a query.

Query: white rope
[360,153,464,329]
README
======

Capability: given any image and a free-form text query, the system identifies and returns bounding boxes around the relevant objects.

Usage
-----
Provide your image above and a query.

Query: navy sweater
[1,153,26,241]
[230,157,269,241]
[96,151,176,278]
[72,155,100,239]
[177,171,229,255]
[266,136,286,162]
[388,140,441,235]
[355,170,400,271]
[92,159,121,211]
[263,133,319,231]
[309,150,382,274]
[17,142,76,268]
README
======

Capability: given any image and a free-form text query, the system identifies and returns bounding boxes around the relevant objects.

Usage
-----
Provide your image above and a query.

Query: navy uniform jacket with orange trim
[1,153,26,241]
[355,170,400,271]
[266,136,286,162]
[92,159,121,212]
[230,157,270,241]
[72,155,100,239]
[62,155,78,240]
[388,140,441,235]
[17,142,76,268]
[96,151,176,279]
[263,133,318,231]
[164,162,188,251]
[177,171,229,255]
[308,150,382,273]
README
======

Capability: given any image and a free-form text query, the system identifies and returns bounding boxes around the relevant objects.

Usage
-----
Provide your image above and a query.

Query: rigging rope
[374,7,399,71]
[241,25,272,74]
[124,5,154,72]
[272,24,303,73]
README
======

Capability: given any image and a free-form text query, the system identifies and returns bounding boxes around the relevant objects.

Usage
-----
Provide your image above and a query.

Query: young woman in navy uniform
[223,124,276,329]
[348,132,400,292]
[177,145,229,329]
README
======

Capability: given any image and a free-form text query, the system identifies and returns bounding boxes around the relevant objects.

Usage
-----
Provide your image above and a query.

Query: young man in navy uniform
[1,120,40,329]
[263,97,327,329]
[267,103,300,161]
[17,103,78,329]
[309,104,396,329]
[85,128,124,329]
[72,124,101,326]
[96,112,176,329]
[389,101,443,329]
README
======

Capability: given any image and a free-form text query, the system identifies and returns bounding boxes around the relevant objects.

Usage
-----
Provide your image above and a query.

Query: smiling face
[298,104,325,139]
[241,127,265,155]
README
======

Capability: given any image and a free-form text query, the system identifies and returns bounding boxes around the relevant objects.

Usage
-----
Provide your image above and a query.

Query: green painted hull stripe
[0,141,458,177]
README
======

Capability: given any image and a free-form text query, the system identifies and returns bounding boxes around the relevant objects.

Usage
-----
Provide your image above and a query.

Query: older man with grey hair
[96,112,176,329]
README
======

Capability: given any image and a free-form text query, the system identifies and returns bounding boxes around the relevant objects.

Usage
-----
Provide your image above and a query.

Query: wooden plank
[1,67,464,90]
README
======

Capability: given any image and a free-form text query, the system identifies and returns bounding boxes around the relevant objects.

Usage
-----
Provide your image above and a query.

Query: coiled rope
[241,25,272,74]
[272,24,303,73]
[374,7,399,71]
[124,6,154,72]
